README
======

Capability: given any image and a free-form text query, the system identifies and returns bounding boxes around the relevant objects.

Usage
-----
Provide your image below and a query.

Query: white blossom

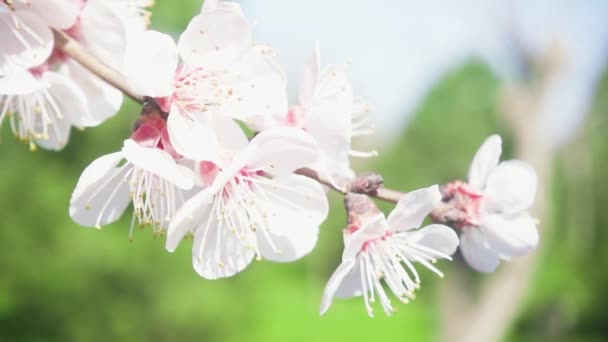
[166,124,329,279]
[320,186,458,316]
[70,115,194,238]
[444,135,539,272]
[123,0,287,162]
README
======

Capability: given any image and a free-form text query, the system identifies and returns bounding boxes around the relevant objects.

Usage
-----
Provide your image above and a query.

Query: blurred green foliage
[1,2,607,341]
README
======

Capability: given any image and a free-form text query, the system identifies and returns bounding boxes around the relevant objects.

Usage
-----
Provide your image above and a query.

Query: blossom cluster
[0,0,539,317]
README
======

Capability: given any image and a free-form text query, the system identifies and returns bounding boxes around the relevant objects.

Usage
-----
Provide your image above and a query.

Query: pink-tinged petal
[79,0,127,70]
[406,224,459,257]
[0,11,53,74]
[484,160,537,214]
[166,187,216,252]
[342,213,387,260]
[27,0,79,29]
[177,2,252,71]
[69,152,131,227]
[60,61,122,127]
[192,218,255,279]
[242,128,319,177]
[480,213,539,258]
[459,228,500,273]
[209,45,288,125]
[256,174,328,262]
[122,139,194,190]
[320,258,358,315]
[468,135,502,190]
[166,108,221,163]
[298,41,321,106]
[386,185,442,231]
[124,30,177,97]
[0,68,46,94]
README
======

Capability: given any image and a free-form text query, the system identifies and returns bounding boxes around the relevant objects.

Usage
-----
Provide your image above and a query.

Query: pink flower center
[442,180,484,228]
[284,105,305,127]
[361,231,394,252]
[156,65,207,113]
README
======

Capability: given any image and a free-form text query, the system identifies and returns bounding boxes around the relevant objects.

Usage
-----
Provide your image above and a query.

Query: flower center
[130,114,179,158]
[441,180,483,228]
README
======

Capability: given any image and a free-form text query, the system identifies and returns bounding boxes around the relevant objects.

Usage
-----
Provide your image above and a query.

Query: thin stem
[52,29,145,104]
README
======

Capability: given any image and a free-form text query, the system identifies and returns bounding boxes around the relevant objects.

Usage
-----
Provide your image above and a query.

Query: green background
[1,2,607,341]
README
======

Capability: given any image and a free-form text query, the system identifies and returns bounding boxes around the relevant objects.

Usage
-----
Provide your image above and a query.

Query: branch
[52,28,411,204]
[52,29,145,104]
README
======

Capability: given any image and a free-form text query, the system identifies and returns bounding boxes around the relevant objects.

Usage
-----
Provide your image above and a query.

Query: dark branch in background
[52,29,145,104]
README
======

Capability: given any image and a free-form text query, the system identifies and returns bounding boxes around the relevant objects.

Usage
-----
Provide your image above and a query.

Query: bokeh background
[1,0,607,341]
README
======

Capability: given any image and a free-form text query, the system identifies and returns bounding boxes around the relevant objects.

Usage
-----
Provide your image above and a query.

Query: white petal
[256,175,328,262]
[122,139,194,190]
[407,224,459,257]
[241,127,319,177]
[459,228,500,273]
[192,217,255,279]
[124,30,177,97]
[342,213,387,260]
[468,135,502,190]
[28,0,79,29]
[166,108,221,162]
[36,71,89,150]
[386,185,442,231]
[209,45,288,125]
[60,61,123,127]
[166,187,215,252]
[79,0,128,70]
[298,41,321,106]
[0,68,46,94]
[480,213,539,258]
[0,11,53,74]
[484,160,537,214]
[319,258,358,315]
[69,152,131,227]
[177,2,252,70]
[303,65,353,167]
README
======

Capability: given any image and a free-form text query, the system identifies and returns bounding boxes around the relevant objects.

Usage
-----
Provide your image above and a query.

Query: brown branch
[52,29,145,104]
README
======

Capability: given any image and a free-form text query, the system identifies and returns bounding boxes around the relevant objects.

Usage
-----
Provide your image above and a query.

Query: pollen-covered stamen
[129,166,185,233]
[0,87,68,150]
[157,64,220,113]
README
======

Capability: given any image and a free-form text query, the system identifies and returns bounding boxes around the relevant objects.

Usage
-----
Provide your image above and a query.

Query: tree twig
[52,29,145,104]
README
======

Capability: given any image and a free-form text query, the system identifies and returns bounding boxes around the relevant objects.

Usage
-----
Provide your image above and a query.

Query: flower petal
[468,135,502,190]
[480,213,539,257]
[484,160,537,214]
[342,213,387,260]
[240,127,319,177]
[60,61,123,127]
[192,219,255,279]
[320,258,358,315]
[122,139,194,190]
[256,174,328,262]
[0,68,47,95]
[166,108,221,162]
[208,45,288,126]
[166,187,215,252]
[298,41,321,106]
[386,185,442,231]
[69,152,131,227]
[177,2,252,70]
[27,0,79,29]
[406,224,459,257]
[459,228,500,273]
[0,11,53,74]
[124,30,177,97]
